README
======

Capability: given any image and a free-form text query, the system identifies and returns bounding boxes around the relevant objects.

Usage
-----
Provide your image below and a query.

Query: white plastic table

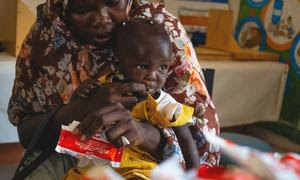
[200,60,289,127]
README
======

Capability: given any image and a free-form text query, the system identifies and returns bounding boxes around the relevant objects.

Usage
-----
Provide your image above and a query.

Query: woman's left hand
[76,103,164,158]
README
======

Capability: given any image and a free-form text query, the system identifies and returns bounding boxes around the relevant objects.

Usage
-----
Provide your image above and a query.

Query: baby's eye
[136,65,147,70]
[159,65,168,71]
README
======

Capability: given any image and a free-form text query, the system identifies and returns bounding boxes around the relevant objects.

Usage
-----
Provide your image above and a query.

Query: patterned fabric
[8,0,220,166]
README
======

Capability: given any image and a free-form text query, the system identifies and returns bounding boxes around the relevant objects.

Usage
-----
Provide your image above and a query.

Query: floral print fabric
[8,0,220,167]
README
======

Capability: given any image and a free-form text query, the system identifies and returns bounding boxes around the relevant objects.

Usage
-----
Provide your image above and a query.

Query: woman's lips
[92,35,111,43]
[90,30,112,43]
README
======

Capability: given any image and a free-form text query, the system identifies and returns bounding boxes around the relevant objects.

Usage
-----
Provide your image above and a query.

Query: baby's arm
[71,79,101,100]
[173,125,199,170]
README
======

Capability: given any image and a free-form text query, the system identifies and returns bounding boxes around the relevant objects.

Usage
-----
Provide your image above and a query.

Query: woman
[8,0,220,179]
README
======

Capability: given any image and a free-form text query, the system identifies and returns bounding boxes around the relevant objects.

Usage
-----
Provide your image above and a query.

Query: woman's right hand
[55,82,146,126]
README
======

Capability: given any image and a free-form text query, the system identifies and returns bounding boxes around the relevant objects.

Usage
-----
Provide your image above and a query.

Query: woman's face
[66,0,129,47]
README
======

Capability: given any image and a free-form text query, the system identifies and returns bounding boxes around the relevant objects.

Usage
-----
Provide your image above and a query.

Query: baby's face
[119,40,172,95]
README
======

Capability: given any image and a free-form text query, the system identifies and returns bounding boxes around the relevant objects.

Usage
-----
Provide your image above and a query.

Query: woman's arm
[18,113,56,149]
[16,98,85,149]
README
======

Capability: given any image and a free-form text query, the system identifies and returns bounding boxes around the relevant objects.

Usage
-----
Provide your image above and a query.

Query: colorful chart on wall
[261,0,300,51]
[235,17,266,51]
[246,0,269,9]
[290,34,300,75]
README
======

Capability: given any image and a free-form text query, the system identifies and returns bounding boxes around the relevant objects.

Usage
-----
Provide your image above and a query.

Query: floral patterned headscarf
[43,0,139,41]
[48,0,68,9]
[46,0,68,17]
[13,0,146,108]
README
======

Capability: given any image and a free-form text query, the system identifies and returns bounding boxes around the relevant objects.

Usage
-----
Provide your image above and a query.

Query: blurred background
[0,0,299,179]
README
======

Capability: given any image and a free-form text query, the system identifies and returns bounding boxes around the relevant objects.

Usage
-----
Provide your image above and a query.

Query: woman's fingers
[86,82,144,109]
[122,130,141,147]
[105,118,144,147]
[107,82,146,96]
[105,119,130,143]
[76,113,99,139]
[77,103,130,139]
[105,120,129,147]
[74,82,146,140]
[118,96,138,109]
[106,124,141,147]
[93,103,123,116]
[120,83,146,95]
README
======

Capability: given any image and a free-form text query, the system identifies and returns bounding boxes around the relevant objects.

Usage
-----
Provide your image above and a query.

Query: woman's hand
[75,103,143,145]
[70,79,101,100]
[55,82,146,126]
[54,82,164,158]
[75,102,164,158]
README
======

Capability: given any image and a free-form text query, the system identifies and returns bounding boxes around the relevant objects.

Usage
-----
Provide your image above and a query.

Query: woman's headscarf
[41,0,139,47]
[48,0,68,10]
[46,0,140,18]
[12,0,144,112]
[14,0,141,111]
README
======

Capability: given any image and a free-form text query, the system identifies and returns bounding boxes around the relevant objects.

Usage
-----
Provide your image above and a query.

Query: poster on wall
[261,0,300,51]
[236,0,300,141]
[235,0,300,143]
[163,0,230,18]
[290,34,300,75]
[246,0,269,8]
[235,17,266,50]
[163,0,230,45]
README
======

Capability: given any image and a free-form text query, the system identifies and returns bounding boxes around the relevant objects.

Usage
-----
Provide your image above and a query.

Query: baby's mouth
[144,81,156,95]
[146,86,155,94]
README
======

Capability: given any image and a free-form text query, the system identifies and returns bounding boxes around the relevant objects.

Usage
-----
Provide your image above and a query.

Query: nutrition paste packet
[55,121,124,167]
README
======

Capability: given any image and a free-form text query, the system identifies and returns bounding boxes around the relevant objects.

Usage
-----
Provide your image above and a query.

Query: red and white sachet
[55,121,124,167]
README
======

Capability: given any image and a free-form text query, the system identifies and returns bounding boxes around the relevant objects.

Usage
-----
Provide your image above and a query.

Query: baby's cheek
[160,73,168,84]
[129,71,146,82]
[156,78,166,90]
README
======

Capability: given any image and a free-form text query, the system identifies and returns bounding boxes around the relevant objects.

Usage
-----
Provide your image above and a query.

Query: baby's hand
[72,79,101,99]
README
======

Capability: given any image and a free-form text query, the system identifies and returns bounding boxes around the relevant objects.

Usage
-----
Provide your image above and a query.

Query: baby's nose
[147,71,158,81]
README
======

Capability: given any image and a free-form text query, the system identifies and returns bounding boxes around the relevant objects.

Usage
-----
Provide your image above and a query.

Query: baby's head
[114,18,172,95]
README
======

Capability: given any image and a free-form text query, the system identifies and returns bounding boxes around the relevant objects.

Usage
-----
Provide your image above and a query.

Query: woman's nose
[91,9,112,27]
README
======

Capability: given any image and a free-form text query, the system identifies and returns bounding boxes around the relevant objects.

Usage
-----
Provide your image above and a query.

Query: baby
[73,18,199,179]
